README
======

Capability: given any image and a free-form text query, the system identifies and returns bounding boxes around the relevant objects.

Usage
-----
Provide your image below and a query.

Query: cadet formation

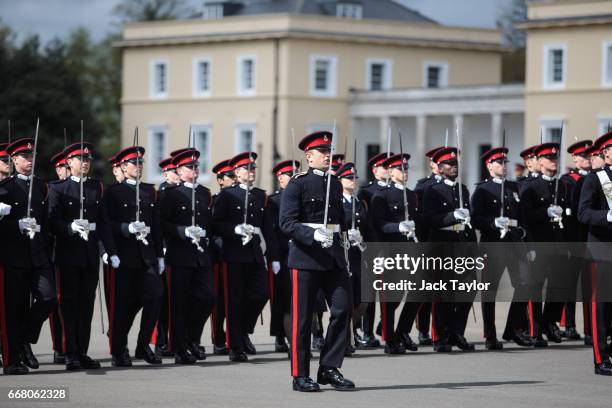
[1,125,612,394]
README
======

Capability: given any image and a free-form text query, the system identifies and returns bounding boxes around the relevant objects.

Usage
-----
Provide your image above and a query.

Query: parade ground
[0,301,608,408]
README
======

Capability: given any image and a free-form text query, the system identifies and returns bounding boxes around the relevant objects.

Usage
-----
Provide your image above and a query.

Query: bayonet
[553,121,565,228]
[323,120,337,229]
[350,134,366,251]
[399,132,417,242]
[133,127,150,245]
[23,118,41,239]
[499,129,509,239]
[189,126,204,252]
[455,121,472,229]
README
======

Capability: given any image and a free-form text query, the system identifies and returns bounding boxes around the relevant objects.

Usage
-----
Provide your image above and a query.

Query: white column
[415,114,427,180]
[491,112,502,147]
[379,116,391,153]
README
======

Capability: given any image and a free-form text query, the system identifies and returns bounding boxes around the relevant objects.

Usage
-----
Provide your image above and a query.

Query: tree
[112,0,194,23]
[497,0,527,83]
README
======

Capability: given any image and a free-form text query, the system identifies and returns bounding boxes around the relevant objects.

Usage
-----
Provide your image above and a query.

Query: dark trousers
[290,267,351,378]
[0,264,57,367]
[590,261,612,365]
[361,302,376,335]
[223,262,269,352]
[166,265,215,353]
[416,302,431,334]
[48,267,65,354]
[211,262,226,347]
[380,301,420,344]
[155,271,169,348]
[57,263,99,357]
[107,265,162,356]
[528,255,566,336]
[269,262,291,338]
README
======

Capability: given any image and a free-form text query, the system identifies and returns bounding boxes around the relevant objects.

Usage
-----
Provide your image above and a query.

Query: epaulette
[475,179,487,186]
[164,184,180,191]
[291,171,308,179]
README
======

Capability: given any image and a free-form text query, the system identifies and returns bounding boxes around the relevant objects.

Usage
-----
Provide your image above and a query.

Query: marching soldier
[354,152,393,348]
[520,145,541,182]
[212,152,279,362]
[558,140,593,341]
[423,146,477,352]
[330,154,345,174]
[209,159,235,355]
[370,154,422,354]
[0,138,58,375]
[159,148,215,364]
[471,147,534,349]
[0,143,9,181]
[108,153,125,184]
[520,142,570,347]
[100,146,164,367]
[280,131,354,392]
[514,163,526,181]
[577,130,612,375]
[268,160,301,353]
[48,142,106,370]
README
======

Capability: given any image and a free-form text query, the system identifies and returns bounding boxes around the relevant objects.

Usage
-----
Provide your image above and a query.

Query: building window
[423,61,448,89]
[366,59,392,91]
[150,60,168,99]
[147,125,167,181]
[237,56,256,96]
[235,124,256,153]
[543,44,566,89]
[203,4,223,19]
[193,58,211,97]
[603,41,612,87]
[336,2,363,19]
[192,124,211,177]
[599,118,612,136]
[310,55,337,97]
[540,119,564,143]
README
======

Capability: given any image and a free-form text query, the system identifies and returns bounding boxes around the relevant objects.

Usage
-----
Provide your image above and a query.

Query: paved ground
[0,301,609,408]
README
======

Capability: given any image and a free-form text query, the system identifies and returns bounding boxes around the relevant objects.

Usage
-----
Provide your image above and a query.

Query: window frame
[602,41,612,88]
[336,2,363,19]
[543,43,567,90]
[234,123,257,154]
[191,123,212,182]
[147,124,168,183]
[236,55,256,97]
[366,58,392,91]
[203,4,223,20]
[598,117,612,136]
[422,60,449,89]
[192,57,212,98]
[309,54,338,97]
[539,118,564,143]
[149,59,169,99]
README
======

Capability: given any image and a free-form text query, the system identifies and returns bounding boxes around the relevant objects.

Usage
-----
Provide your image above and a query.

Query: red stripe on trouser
[56,268,67,354]
[590,263,602,364]
[528,300,534,338]
[222,262,231,348]
[0,264,10,368]
[151,324,158,345]
[291,269,299,377]
[211,263,219,345]
[560,305,566,327]
[166,266,173,352]
[108,268,116,354]
[430,302,437,342]
[380,303,388,342]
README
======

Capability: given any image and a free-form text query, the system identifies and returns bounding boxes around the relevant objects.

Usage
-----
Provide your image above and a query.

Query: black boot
[433,339,452,352]
[533,336,548,348]
[188,343,207,360]
[21,344,39,369]
[65,354,81,371]
[543,323,562,343]
[450,334,475,351]
[502,330,534,347]
[3,361,29,375]
[418,332,433,346]
[595,361,612,376]
[565,326,581,340]
[317,366,355,390]
[135,344,162,365]
[243,334,257,355]
[229,349,248,362]
[485,337,504,350]
[275,336,289,353]
[112,349,132,367]
[213,344,228,355]
[584,335,593,346]
[53,350,66,364]
[400,333,418,351]
[155,344,173,357]
[384,341,406,355]
[79,355,101,369]
[175,350,197,365]
[293,376,320,392]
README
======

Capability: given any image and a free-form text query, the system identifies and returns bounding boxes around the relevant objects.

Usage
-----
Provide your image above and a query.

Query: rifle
[133,127,150,245]
[74,120,93,241]
[455,121,472,229]
[499,130,509,239]
[189,126,204,252]
[23,118,42,239]
[399,132,417,242]
[385,126,391,185]
[552,121,565,228]
[241,135,255,245]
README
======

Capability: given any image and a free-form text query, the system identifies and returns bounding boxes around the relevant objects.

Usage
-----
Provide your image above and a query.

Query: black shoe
[135,344,162,365]
[353,331,367,348]
[213,344,229,355]
[293,376,320,392]
[65,355,81,371]
[433,340,452,352]
[450,334,475,351]
[53,350,66,364]
[362,334,380,348]
[175,350,197,365]
[317,366,355,390]
[584,335,593,346]
[384,342,406,355]
[533,336,548,348]
[503,330,534,347]
[21,344,39,369]
[552,323,563,339]
[418,332,433,346]
[243,334,256,355]
[229,349,248,362]
[155,344,174,358]
[3,362,29,375]
[400,333,418,351]
[544,324,562,343]
[188,343,207,360]
[275,336,289,353]
[595,361,612,376]
[111,352,132,367]
[345,343,355,357]
[565,327,581,340]
[312,335,324,351]
[485,337,503,350]
[78,355,101,369]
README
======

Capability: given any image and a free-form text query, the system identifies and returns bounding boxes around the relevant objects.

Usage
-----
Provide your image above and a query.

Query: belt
[440,224,465,232]
[506,219,518,228]
[302,223,341,233]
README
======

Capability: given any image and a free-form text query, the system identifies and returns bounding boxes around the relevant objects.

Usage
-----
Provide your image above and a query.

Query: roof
[197,0,436,24]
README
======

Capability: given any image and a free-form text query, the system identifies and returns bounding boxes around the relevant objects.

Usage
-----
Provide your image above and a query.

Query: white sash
[596,169,612,210]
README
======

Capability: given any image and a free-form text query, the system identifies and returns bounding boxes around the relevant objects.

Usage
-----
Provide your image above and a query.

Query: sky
[0,0,514,43]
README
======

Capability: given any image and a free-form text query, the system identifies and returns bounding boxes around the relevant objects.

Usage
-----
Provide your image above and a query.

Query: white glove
[110,255,120,269]
[0,202,11,216]
[547,205,563,218]
[185,226,205,239]
[271,261,281,275]
[606,210,612,222]
[526,250,536,262]
[314,228,333,248]
[234,223,249,237]
[494,217,509,229]
[399,220,416,233]
[128,221,147,234]
[158,258,165,275]
[71,220,86,235]
[18,217,39,238]
[102,253,109,265]
[453,208,470,221]
[347,228,363,246]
